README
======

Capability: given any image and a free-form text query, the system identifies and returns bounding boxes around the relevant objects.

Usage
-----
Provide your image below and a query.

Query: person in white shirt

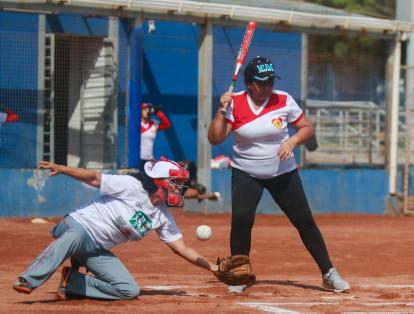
[0,103,19,147]
[0,103,19,125]
[140,103,171,170]
[208,56,350,293]
[13,158,218,300]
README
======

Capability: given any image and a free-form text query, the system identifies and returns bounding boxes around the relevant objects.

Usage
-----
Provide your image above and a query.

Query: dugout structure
[1,0,414,215]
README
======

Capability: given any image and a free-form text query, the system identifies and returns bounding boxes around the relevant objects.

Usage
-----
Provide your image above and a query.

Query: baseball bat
[228,20,256,93]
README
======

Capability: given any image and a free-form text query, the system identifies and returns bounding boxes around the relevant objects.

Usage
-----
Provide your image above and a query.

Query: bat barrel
[228,20,256,92]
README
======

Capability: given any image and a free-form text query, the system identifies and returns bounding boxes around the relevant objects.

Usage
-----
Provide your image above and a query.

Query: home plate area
[143,279,414,313]
[3,214,414,313]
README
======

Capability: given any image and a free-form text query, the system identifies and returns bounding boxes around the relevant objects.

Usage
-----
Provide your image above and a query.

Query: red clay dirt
[1,211,414,313]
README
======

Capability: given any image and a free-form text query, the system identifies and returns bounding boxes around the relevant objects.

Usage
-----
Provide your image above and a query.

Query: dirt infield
[1,211,414,313]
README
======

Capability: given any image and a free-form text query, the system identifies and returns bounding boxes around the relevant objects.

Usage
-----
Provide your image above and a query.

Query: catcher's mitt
[214,255,256,286]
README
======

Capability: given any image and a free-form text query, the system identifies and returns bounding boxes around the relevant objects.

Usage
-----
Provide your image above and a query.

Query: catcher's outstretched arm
[38,161,101,188]
[167,238,218,272]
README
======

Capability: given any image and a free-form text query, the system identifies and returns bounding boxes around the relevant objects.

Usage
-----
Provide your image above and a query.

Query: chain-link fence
[44,34,117,168]
[0,30,118,168]
[1,19,410,171]
[0,31,38,168]
[304,38,404,167]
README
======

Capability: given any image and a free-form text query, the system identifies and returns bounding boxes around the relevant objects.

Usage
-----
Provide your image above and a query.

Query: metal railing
[304,100,386,165]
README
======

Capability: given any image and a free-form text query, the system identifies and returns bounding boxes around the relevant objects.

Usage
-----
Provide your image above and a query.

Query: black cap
[244,56,280,82]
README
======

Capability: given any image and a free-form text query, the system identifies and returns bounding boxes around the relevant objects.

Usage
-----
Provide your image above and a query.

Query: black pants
[231,167,333,274]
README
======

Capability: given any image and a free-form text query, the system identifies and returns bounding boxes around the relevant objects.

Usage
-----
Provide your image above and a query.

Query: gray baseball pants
[20,215,139,300]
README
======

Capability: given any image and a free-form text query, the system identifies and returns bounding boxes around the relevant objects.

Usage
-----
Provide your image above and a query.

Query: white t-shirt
[0,112,7,124]
[70,174,182,250]
[140,120,159,160]
[225,90,304,179]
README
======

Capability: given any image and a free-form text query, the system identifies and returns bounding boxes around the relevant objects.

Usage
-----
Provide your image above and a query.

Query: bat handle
[228,62,242,93]
[228,81,236,93]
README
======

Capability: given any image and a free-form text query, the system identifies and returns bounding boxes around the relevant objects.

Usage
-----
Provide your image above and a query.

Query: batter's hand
[219,92,233,112]
[279,138,296,161]
[39,161,61,176]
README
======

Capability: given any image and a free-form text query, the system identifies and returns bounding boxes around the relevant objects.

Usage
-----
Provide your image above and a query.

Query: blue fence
[0,168,388,217]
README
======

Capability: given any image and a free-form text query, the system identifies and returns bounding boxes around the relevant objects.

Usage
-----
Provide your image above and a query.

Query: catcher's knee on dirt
[116,282,140,299]
[214,255,256,286]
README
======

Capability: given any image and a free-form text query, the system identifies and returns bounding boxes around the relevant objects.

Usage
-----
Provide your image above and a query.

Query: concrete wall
[187,168,388,214]
[0,169,98,216]
[0,168,388,217]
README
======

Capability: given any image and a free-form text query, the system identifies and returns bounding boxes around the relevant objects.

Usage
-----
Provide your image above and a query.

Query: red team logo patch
[272,117,283,128]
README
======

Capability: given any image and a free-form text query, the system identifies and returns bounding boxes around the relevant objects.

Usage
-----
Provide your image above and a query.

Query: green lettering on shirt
[129,211,152,237]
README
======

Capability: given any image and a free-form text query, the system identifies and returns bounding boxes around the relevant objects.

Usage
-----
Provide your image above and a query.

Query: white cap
[144,160,180,178]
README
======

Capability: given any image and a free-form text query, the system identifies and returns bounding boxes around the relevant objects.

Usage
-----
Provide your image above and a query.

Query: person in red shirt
[208,56,350,293]
[140,103,171,170]
[0,103,19,147]
[0,103,19,125]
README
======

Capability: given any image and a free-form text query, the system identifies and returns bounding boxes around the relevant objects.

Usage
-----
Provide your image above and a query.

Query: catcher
[13,158,220,300]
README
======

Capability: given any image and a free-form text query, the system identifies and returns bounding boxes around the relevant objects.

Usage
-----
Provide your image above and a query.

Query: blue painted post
[128,26,143,168]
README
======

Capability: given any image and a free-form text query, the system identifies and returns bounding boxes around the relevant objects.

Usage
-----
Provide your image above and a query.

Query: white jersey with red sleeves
[225,90,304,179]
[140,119,159,160]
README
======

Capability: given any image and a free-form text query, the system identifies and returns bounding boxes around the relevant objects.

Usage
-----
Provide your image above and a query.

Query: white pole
[197,19,213,192]
[389,33,402,195]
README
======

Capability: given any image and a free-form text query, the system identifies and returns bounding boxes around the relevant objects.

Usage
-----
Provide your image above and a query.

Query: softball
[196,225,212,241]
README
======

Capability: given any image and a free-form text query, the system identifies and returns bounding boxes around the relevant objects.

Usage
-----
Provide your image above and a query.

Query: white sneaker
[322,268,351,293]
[227,284,247,293]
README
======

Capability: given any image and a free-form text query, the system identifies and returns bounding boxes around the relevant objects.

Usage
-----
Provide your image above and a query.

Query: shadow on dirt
[256,279,326,292]
[16,288,190,304]
[140,288,187,296]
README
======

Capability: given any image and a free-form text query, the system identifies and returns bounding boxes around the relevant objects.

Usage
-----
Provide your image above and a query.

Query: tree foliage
[305,0,395,58]
[306,0,395,19]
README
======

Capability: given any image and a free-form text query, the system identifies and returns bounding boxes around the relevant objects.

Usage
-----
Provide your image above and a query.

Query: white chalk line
[343,312,413,314]
[242,301,414,306]
[142,284,414,313]
[363,302,414,306]
[239,301,414,314]
[143,285,188,290]
[239,303,300,314]
[359,284,414,289]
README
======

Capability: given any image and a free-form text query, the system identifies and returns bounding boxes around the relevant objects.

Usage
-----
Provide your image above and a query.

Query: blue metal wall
[0,169,99,216]
[0,168,388,217]
[141,21,199,162]
[117,19,130,167]
[0,12,38,168]
[0,13,109,168]
[141,21,302,162]
[187,168,388,214]
[45,14,108,35]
